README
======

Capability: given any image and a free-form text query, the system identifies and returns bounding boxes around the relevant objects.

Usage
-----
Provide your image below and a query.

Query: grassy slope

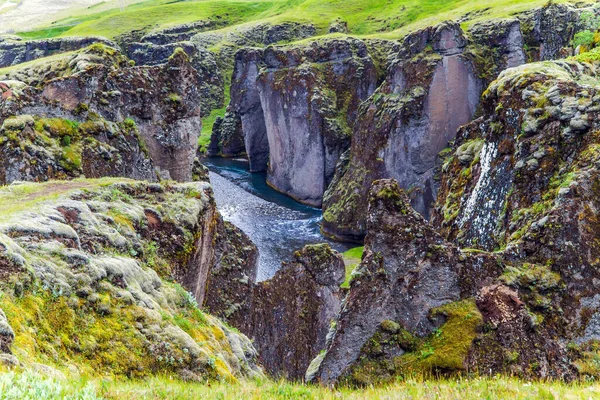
[2,372,600,399]
[0,178,128,221]
[16,0,595,41]
[341,246,363,289]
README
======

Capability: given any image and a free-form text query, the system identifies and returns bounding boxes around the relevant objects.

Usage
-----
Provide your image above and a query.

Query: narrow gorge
[2,0,600,398]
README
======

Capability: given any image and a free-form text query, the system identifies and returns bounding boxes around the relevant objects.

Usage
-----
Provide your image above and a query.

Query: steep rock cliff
[258,38,378,206]
[221,38,378,205]
[244,244,344,380]
[311,180,501,385]
[322,23,484,241]
[430,54,600,378]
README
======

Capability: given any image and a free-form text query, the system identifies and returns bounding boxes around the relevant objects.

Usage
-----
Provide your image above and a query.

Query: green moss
[347,300,483,386]
[405,300,483,372]
[59,145,83,172]
[500,262,562,292]
[0,288,153,378]
[39,118,81,140]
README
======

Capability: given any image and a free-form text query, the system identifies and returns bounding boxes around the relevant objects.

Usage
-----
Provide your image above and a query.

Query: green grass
[199,82,231,152]
[341,246,363,289]
[1,372,600,399]
[0,178,130,221]
[15,0,595,41]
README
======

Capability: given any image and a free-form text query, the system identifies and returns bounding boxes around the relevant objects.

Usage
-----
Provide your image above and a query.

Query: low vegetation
[341,246,363,289]
[1,371,600,399]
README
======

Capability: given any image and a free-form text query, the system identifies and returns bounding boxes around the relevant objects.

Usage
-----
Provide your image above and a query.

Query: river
[204,157,353,281]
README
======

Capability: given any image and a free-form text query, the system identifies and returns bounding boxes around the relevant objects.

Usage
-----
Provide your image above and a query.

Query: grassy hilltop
[15,0,593,41]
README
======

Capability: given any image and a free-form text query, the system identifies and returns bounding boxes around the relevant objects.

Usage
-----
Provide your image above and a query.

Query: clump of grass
[341,246,364,289]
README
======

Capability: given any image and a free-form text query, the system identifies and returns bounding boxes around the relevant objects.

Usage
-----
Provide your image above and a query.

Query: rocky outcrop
[318,6,600,242]
[258,38,377,206]
[0,179,262,380]
[204,219,258,326]
[322,22,483,241]
[204,240,345,380]
[220,37,380,190]
[0,44,201,183]
[243,244,345,380]
[312,180,501,385]
[431,54,600,379]
[470,19,526,76]
[0,36,117,68]
[126,42,224,115]
[207,111,246,158]
[519,3,596,61]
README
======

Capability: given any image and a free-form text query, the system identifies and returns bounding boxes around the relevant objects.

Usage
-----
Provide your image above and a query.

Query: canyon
[1,0,600,394]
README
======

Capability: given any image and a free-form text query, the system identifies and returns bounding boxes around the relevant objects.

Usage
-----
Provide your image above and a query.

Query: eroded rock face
[0,36,117,68]
[229,48,268,171]
[470,19,526,73]
[313,179,500,385]
[244,244,345,379]
[0,44,201,183]
[204,219,258,327]
[205,241,344,380]
[0,179,262,380]
[126,42,224,115]
[322,23,482,241]
[519,3,592,61]
[207,111,245,158]
[467,284,574,378]
[257,38,378,206]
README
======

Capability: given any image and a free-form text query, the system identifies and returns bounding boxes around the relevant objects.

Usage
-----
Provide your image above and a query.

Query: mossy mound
[0,179,261,381]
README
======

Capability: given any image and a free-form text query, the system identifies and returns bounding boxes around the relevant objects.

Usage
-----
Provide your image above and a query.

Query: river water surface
[204,157,352,281]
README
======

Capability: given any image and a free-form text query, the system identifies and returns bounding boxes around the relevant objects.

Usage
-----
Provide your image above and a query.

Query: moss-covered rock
[0,179,262,381]
[0,43,201,182]
[312,179,501,386]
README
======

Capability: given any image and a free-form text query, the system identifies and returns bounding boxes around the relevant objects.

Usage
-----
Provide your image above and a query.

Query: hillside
[8,0,592,40]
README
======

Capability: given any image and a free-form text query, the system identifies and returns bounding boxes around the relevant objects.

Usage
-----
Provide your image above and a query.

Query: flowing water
[204,157,353,281]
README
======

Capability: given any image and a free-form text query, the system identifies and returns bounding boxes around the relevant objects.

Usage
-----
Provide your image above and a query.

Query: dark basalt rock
[322,22,483,241]
[244,244,345,380]
[519,3,596,61]
[223,37,379,199]
[228,48,268,172]
[431,56,600,379]
[257,38,378,207]
[207,111,246,158]
[204,219,258,327]
[126,41,224,115]
[312,179,501,385]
